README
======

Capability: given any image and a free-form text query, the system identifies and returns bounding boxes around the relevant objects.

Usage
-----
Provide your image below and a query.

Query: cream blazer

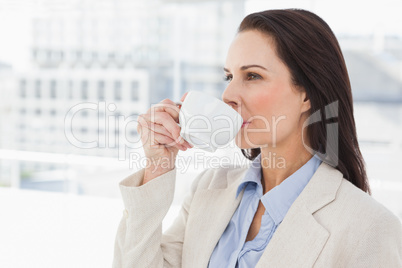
[113,162,402,267]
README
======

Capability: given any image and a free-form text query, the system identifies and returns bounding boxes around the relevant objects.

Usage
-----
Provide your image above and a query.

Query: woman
[113,9,402,267]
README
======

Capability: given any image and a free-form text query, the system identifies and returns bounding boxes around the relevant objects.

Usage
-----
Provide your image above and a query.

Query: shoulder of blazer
[191,164,249,191]
[334,177,401,226]
[310,166,402,235]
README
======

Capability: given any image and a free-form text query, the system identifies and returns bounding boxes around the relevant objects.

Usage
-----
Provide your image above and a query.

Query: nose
[221,83,240,110]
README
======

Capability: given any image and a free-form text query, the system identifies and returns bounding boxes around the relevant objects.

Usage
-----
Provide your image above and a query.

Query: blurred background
[0,0,401,267]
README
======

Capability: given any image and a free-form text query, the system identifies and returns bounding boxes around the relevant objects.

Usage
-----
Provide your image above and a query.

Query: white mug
[175,91,243,152]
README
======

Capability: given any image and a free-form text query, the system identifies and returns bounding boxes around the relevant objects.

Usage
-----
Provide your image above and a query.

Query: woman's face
[222,30,311,150]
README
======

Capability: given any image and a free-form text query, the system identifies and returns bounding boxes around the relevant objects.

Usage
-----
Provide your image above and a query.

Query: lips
[241,120,251,128]
[242,118,251,124]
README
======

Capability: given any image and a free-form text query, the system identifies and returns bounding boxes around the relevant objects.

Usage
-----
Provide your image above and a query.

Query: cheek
[252,91,275,115]
[251,87,285,121]
[270,92,303,140]
[250,87,301,140]
[264,83,301,119]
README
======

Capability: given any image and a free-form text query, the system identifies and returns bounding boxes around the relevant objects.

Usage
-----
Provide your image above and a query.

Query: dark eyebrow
[223,64,267,72]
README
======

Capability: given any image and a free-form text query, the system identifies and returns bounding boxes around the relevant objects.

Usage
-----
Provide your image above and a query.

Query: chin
[234,133,264,149]
[235,139,260,150]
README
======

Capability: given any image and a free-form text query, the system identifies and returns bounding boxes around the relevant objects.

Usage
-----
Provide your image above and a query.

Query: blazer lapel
[183,167,247,268]
[183,162,343,268]
[255,197,330,267]
[256,162,343,267]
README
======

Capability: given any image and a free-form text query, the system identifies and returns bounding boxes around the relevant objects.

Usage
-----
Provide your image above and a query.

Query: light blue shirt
[208,153,322,268]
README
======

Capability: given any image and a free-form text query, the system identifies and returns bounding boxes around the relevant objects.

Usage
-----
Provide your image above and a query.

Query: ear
[300,90,311,113]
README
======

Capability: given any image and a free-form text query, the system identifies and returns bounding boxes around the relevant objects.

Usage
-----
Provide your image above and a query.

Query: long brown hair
[238,9,371,194]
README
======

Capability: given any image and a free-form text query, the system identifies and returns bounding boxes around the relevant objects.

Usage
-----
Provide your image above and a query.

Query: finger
[137,114,149,135]
[140,112,185,145]
[150,122,193,148]
[146,98,178,114]
[138,118,172,148]
[138,116,193,149]
[146,99,180,123]
[153,132,187,151]
[138,117,173,139]
[141,122,177,147]
[137,114,152,144]
[180,92,189,102]
[139,112,192,148]
[149,122,174,139]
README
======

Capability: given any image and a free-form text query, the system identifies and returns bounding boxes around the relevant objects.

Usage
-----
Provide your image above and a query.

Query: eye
[223,74,233,83]
[247,73,261,81]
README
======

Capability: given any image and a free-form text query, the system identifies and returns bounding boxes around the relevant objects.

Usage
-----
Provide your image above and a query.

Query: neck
[259,139,312,194]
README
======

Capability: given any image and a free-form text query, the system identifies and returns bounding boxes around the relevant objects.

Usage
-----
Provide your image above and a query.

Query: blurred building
[10,0,245,157]
[7,0,401,196]
[13,69,148,157]
[0,61,13,149]
[3,0,246,191]
[340,35,402,102]
[0,61,15,187]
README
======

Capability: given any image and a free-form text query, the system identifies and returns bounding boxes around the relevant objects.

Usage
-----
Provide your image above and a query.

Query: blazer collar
[183,162,343,268]
[256,162,343,267]
[182,167,247,268]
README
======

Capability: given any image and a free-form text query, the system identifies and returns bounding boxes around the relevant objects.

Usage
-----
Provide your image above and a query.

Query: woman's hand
[137,93,193,184]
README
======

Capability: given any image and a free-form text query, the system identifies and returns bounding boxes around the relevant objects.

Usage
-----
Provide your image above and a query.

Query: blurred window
[81,81,88,99]
[20,80,26,98]
[35,80,41,98]
[114,81,122,100]
[98,81,105,100]
[68,80,74,99]
[50,80,57,98]
[131,81,139,101]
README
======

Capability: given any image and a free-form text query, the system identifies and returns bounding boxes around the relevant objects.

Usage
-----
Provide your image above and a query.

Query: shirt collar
[235,152,322,225]
[235,153,263,198]
[262,154,322,225]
